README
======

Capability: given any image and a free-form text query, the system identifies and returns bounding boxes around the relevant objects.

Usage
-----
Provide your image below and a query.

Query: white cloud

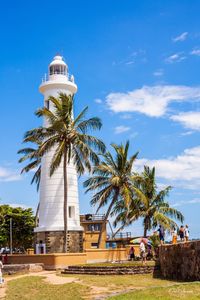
[190,49,200,56]
[153,69,164,77]
[135,146,200,190]
[171,111,200,130]
[114,125,130,134]
[120,114,132,119]
[0,167,21,182]
[172,199,200,207]
[165,53,186,63]
[181,131,194,136]
[106,85,200,117]
[125,61,134,65]
[94,98,103,104]
[172,32,188,42]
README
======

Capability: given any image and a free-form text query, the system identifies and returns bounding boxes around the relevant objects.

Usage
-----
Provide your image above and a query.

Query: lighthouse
[34,55,83,253]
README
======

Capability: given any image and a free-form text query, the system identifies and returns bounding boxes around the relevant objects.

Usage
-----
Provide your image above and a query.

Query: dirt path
[0,271,81,299]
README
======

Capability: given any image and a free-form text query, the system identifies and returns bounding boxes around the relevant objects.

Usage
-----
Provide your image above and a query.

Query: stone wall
[159,241,200,281]
[3,264,44,275]
[35,230,83,253]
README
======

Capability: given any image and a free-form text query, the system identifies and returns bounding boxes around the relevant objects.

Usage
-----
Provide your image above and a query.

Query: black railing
[80,214,106,221]
[107,232,132,240]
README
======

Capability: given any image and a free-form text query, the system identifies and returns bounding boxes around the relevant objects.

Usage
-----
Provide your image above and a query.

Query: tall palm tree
[84,141,138,248]
[122,165,184,237]
[20,93,105,252]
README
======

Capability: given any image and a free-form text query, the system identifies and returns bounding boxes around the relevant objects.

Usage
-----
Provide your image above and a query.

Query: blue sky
[1,0,200,238]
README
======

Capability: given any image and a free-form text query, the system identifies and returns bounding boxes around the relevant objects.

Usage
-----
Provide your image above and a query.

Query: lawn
[4,273,200,300]
[109,283,200,299]
[5,276,89,300]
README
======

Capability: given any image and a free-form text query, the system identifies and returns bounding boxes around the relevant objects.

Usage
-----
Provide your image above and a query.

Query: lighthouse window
[49,65,66,75]
[69,206,75,218]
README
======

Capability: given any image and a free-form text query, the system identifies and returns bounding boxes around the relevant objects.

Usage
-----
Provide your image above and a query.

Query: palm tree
[129,165,184,237]
[18,138,42,226]
[110,196,141,237]
[18,138,42,191]
[84,141,138,248]
[21,93,105,252]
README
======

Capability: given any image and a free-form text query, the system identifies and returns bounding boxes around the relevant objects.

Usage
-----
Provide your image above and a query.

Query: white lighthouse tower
[34,55,83,253]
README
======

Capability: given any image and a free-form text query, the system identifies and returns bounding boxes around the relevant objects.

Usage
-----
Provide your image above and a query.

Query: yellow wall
[81,222,107,249]
[7,247,140,269]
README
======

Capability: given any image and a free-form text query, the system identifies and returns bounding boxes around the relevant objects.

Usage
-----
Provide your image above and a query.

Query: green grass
[5,276,90,300]
[62,273,174,289]
[108,282,200,299]
[5,273,200,300]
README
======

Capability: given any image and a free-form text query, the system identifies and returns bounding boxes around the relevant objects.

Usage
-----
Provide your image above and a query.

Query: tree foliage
[112,165,184,237]
[0,205,35,249]
[84,141,138,247]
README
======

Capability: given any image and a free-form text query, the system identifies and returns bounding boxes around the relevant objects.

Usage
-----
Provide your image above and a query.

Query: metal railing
[80,214,106,222]
[107,232,132,240]
[41,73,74,83]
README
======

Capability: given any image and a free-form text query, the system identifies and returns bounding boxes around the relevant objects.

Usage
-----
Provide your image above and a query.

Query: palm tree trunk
[97,192,118,248]
[35,202,40,227]
[143,218,148,237]
[63,150,68,252]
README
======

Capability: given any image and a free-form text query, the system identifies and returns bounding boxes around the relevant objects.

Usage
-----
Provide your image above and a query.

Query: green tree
[20,93,105,252]
[84,141,138,248]
[0,205,35,250]
[120,166,184,237]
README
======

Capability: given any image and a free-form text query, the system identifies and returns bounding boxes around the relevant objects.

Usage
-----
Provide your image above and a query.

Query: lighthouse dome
[49,55,68,76]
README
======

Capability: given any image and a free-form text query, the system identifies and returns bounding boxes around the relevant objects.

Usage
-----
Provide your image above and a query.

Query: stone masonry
[159,241,200,281]
[35,231,83,253]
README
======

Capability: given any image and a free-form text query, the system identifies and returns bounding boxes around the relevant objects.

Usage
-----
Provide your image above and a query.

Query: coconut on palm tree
[19,93,105,252]
[84,141,138,248]
[115,165,184,237]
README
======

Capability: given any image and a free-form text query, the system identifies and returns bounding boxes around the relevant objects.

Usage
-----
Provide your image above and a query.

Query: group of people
[171,224,189,244]
[129,239,149,265]
[158,224,190,244]
[129,224,190,264]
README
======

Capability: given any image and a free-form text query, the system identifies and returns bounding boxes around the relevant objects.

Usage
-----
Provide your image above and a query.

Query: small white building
[34,55,83,253]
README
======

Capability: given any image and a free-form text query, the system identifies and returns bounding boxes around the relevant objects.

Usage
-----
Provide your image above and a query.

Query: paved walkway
[0,271,80,299]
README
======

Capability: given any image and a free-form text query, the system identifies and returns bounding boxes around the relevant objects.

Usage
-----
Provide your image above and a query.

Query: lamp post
[10,218,13,255]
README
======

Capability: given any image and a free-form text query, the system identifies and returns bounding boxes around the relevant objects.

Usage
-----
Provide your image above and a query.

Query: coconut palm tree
[116,165,184,237]
[20,93,105,252]
[110,196,141,237]
[18,138,42,191]
[84,141,138,248]
[18,138,42,226]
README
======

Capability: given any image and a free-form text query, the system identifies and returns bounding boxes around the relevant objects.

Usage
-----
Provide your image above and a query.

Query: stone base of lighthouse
[34,230,83,253]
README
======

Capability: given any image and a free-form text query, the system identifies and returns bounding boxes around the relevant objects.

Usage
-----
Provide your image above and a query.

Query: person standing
[129,246,135,261]
[140,239,146,265]
[158,225,165,245]
[171,227,177,244]
[185,225,189,242]
[179,225,185,242]
[0,256,4,285]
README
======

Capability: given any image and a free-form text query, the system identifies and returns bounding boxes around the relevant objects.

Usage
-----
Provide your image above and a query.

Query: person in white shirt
[185,225,189,242]
[0,256,4,285]
[140,239,146,265]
